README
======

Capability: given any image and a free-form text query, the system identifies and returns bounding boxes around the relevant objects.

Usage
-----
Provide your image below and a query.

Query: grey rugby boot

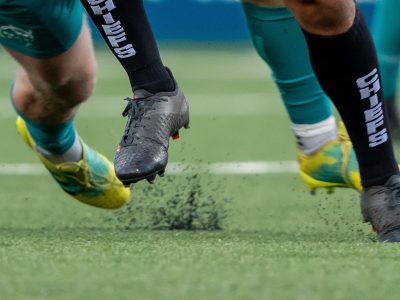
[361,175,400,242]
[115,78,189,186]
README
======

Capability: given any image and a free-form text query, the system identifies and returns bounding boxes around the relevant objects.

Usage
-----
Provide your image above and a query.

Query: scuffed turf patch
[109,173,229,230]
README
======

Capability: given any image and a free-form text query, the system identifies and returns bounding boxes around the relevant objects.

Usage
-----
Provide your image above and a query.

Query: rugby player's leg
[284,0,400,242]
[80,0,173,94]
[373,0,400,134]
[10,21,95,162]
[5,20,129,209]
[242,0,360,192]
[242,0,334,140]
[81,0,189,185]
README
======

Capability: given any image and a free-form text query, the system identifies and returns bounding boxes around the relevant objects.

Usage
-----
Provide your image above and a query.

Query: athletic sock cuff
[10,83,77,155]
[291,116,337,137]
[241,3,292,21]
[128,60,175,93]
[360,161,399,187]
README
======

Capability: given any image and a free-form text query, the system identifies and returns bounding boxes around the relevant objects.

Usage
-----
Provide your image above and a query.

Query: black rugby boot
[361,175,400,242]
[115,75,189,186]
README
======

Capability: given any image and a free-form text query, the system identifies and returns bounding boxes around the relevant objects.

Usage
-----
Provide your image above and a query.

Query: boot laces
[121,97,166,146]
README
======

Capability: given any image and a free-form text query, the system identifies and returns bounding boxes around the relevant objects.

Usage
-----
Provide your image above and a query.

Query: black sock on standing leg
[81,0,174,93]
[302,8,398,187]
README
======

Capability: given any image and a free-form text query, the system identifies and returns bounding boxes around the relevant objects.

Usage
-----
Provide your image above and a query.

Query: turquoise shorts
[0,0,83,58]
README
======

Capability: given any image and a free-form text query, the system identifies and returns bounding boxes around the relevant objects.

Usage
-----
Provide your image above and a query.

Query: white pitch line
[0,161,298,176]
[0,163,47,175]
[208,161,298,174]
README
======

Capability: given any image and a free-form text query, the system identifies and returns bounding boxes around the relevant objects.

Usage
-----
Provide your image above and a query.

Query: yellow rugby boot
[16,117,130,209]
[298,122,362,194]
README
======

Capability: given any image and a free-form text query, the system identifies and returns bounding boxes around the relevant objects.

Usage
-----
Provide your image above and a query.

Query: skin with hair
[244,0,356,35]
[9,0,354,125]
[283,0,355,35]
[9,20,96,124]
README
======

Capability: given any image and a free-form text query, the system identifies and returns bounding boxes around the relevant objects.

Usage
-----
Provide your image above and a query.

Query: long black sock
[80,0,174,93]
[302,8,399,187]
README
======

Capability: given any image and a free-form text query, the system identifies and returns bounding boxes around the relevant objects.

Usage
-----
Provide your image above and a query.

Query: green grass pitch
[1,46,400,300]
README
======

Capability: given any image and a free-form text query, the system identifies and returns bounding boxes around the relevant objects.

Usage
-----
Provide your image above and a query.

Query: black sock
[81,0,174,93]
[302,8,399,187]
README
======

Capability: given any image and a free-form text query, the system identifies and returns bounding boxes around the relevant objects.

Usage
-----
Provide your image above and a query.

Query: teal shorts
[0,0,83,58]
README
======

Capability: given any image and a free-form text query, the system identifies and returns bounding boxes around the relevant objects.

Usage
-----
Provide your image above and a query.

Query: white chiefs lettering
[87,0,136,59]
[356,68,388,148]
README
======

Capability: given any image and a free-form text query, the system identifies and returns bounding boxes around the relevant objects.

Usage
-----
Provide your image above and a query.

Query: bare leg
[8,20,96,124]
[283,0,355,35]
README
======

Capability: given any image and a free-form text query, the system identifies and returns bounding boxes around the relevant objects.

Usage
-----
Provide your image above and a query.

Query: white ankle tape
[292,116,338,155]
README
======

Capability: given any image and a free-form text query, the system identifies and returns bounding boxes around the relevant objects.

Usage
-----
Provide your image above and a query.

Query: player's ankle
[36,133,83,163]
[129,62,175,94]
[293,116,338,155]
[23,117,83,163]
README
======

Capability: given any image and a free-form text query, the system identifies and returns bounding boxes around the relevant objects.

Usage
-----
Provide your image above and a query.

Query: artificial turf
[0,47,399,300]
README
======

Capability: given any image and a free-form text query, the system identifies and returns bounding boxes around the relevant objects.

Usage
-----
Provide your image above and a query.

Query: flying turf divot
[108,172,230,231]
